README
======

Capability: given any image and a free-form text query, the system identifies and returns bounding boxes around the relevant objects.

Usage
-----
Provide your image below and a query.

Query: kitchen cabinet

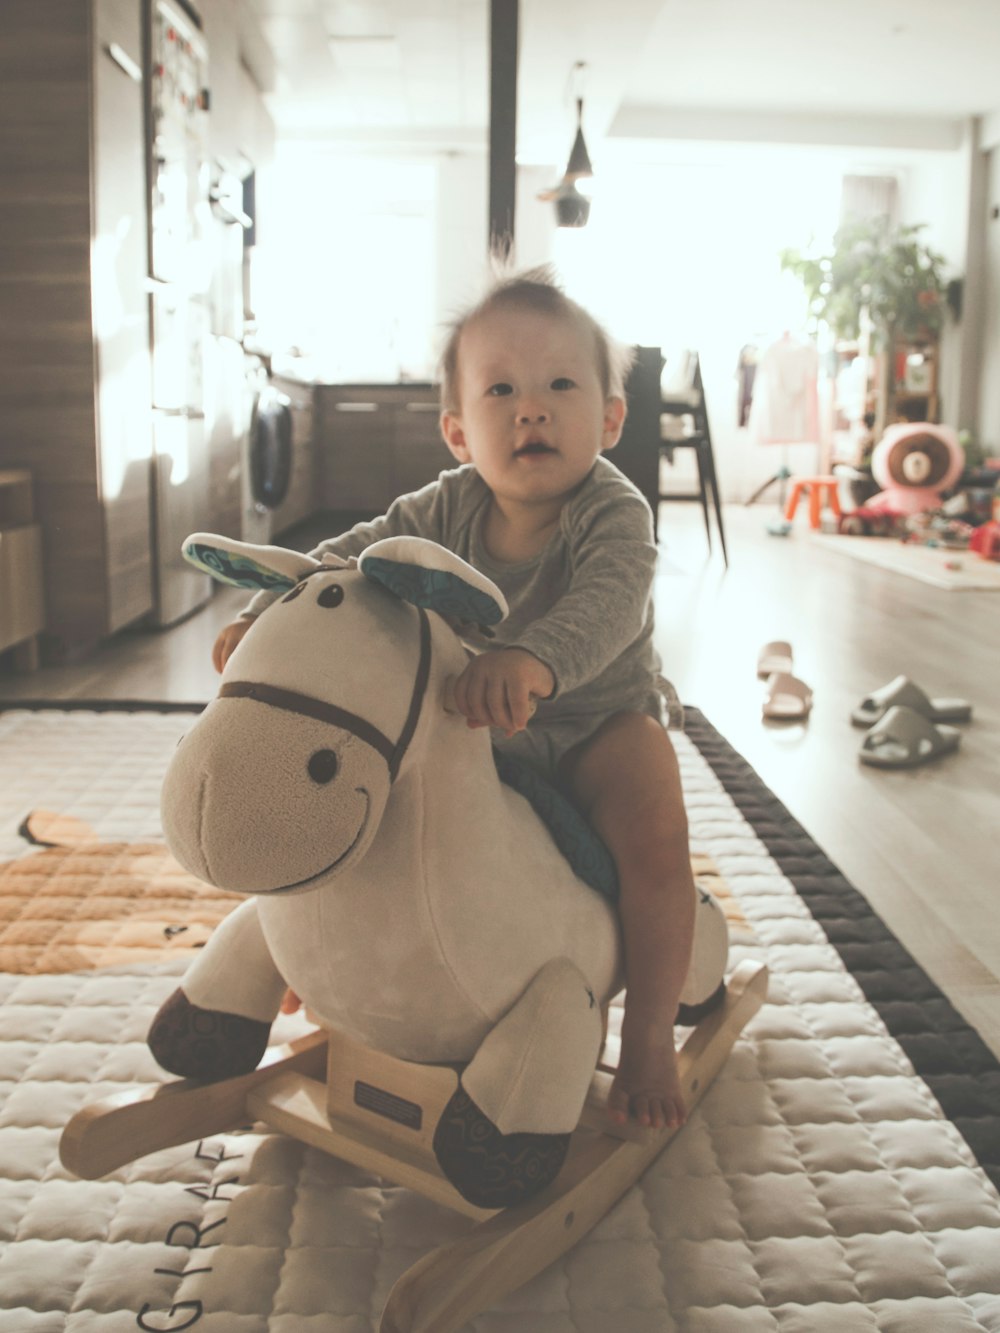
[0,0,153,660]
[0,472,45,670]
[317,385,451,514]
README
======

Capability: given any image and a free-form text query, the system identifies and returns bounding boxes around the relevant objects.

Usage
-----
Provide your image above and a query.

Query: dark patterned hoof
[147,987,271,1081]
[433,1086,570,1209]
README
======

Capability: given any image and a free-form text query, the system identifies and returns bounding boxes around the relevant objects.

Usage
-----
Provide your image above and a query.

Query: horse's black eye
[318,584,344,608]
[282,583,306,603]
[308,749,339,784]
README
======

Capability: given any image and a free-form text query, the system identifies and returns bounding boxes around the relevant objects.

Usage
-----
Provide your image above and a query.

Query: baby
[214,266,697,1129]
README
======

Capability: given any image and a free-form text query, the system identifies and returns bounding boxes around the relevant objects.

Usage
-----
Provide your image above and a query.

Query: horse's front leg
[148,898,288,1082]
[433,957,604,1209]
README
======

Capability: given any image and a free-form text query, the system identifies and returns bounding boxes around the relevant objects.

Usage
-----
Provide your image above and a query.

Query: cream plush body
[863,422,964,516]
[152,533,728,1205]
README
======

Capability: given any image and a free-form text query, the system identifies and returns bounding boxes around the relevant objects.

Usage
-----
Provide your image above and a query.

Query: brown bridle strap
[218,606,432,782]
[390,606,431,780]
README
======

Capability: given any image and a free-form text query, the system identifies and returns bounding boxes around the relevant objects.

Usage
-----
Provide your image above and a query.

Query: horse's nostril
[308,749,340,784]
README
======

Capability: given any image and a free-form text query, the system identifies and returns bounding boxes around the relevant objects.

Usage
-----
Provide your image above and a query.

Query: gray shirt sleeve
[510,479,657,699]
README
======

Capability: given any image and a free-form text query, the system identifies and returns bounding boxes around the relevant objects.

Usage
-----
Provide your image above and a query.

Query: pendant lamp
[538,62,593,227]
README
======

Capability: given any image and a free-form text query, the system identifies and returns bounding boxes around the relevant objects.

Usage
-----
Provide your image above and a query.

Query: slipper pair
[757,641,812,721]
[854,675,972,769]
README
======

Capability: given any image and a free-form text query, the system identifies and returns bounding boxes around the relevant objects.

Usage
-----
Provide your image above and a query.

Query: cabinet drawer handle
[106,42,142,83]
[404,402,439,413]
[334,402,379,412]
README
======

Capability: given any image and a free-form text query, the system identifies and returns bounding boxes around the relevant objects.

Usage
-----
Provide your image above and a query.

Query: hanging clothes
[736,344,758,427]
[749,334,820,444]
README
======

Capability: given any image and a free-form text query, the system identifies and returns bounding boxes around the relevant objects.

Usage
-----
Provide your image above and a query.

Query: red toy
[970,520,1000,562]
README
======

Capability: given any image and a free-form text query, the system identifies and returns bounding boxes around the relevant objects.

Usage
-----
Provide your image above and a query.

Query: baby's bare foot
[608,1032,686,1130]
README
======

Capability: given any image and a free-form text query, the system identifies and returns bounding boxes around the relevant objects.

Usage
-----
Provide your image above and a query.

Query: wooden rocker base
[60,959,767,1332]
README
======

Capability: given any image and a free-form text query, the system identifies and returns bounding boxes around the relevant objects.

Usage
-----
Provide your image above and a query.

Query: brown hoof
[433,1086,570,1209]
[148,987,271,1081]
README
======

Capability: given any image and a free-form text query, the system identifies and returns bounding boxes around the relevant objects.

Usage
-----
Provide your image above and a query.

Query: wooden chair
[614,349,729,565]
[60,958,766,1332]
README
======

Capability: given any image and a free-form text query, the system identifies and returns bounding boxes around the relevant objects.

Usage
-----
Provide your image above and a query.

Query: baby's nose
[517,404,550,424]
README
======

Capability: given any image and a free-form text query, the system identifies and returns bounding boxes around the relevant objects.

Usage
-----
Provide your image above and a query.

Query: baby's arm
[212,614,257,673]
[514,492,657,699]
[451,648,555,737]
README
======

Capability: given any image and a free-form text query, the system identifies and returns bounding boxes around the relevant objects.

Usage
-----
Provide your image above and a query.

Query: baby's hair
[437,263,634,412]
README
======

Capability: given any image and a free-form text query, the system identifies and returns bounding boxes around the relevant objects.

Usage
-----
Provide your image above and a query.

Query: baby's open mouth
[515,441,555,456]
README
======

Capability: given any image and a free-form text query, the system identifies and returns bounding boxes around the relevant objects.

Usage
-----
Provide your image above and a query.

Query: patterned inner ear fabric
[0,704,998,1331]
[183,542,296,592]
[362,557,506,625]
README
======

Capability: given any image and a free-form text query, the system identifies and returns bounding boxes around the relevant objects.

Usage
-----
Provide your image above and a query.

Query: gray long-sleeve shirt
[246,456,662,773]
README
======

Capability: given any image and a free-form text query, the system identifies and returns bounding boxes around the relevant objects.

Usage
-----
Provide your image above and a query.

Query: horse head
[161,533,507,895]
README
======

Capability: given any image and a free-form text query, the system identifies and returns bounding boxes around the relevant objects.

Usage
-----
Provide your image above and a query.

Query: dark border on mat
[0,700,206,713]
[684,705,1000,1191]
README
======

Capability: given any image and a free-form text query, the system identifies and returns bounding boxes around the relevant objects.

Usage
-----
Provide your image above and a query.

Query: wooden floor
[2,504,998,1061]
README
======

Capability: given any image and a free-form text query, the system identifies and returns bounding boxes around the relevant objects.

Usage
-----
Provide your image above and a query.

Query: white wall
[252,130,989,481]
[979,146,1000,452]
[531,140,973,503]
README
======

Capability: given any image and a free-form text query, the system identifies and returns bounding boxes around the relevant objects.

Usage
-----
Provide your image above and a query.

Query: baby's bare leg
[560,713,696,1129]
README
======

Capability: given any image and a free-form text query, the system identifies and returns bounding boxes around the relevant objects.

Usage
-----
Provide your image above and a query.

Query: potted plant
[781,215,956,439]
[779,215,949,345]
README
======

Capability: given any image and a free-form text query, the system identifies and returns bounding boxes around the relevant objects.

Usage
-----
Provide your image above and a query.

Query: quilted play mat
[1,705,999,1331]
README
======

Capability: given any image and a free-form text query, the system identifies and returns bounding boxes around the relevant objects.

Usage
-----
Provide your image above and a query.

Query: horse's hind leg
[148,898,288,1081]
[433,957,603,1208]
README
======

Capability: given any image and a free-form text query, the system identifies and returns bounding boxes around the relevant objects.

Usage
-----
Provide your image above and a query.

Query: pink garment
[749,336,820,445]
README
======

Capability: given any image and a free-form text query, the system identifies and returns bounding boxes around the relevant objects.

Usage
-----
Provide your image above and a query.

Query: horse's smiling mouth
[268,789,371,894]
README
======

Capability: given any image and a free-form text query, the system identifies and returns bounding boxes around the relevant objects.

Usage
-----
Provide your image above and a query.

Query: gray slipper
[851,675,972,728]
[859,705,961,769]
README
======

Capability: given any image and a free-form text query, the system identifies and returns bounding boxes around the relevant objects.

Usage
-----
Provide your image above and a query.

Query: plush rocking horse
[61,533,767,1332]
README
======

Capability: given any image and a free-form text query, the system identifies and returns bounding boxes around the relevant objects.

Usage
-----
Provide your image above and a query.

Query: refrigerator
[146,0,214,625]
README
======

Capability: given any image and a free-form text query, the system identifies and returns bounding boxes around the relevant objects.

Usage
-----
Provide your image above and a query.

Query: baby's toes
[607,1080,631,1124]
[631,1094,653,1127]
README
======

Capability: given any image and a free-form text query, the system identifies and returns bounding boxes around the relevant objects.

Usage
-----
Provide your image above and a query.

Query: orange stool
[784,475,842,529]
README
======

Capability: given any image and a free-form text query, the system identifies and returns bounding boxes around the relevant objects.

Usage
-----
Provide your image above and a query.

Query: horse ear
[182,533,321,593]
[358,536,508,626]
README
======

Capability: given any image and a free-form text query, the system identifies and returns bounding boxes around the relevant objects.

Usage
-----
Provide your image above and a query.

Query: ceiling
[244,0,1000,162]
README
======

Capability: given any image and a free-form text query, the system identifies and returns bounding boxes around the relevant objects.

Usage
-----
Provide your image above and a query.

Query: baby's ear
[601,396,626,452]
[441,411,471,464]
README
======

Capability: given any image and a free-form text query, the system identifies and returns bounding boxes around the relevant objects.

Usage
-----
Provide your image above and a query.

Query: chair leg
[784,481,803,521]
[808,483,821,529]
[693,443,713,552]
[699,436,729,568]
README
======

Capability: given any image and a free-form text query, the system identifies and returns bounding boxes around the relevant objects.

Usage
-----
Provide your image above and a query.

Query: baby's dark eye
[318,584,345,608]
[282,583,307,603]
[487,382,513,397]
[551,377,575,390]
[308,749,339,784]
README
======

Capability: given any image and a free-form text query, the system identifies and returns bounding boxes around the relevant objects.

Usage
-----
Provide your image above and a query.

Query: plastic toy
[838,509,903,538]
[862,423,964,517]
[60,532,767,1332]
[970,520,1000,561]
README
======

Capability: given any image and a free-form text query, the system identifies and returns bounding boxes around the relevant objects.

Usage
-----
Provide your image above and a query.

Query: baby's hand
[212,616,256,674]
[451,649,554,737]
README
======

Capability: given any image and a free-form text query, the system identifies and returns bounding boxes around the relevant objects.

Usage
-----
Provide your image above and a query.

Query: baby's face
[441,305,623,510]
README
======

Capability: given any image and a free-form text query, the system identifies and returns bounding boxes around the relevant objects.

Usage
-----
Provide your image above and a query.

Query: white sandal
[757,640,793,679]
[762,672,813,721]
